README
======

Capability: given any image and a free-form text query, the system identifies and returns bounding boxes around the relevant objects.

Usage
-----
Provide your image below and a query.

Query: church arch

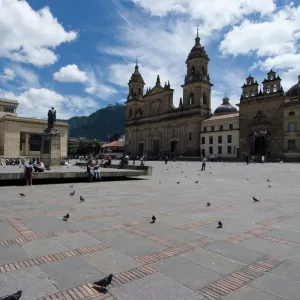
[188,93,194,105]
[203,92,207,105]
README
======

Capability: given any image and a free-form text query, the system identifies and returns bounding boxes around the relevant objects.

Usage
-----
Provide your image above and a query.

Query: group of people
[86,159,101,182]
[24,158,45,186]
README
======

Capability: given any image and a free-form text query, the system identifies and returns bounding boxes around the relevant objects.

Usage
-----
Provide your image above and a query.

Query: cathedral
[125,29,300,160]
[125,29,212,157]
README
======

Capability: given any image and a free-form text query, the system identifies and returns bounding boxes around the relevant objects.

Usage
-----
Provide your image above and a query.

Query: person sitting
[33,159,45,172]
[94,160,101,180]
[104,157,112,168]
[87,160,95,182]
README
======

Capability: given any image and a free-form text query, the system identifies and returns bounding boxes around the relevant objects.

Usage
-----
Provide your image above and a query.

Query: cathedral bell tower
[181,27,213,117]
[126,60,145,121]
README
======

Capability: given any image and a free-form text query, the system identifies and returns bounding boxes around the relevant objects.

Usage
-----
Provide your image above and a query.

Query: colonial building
[238,71,285,158]
[283,76,300,159]
[0,98,68,157]
[125,30,213,157]
[200,97,239,158]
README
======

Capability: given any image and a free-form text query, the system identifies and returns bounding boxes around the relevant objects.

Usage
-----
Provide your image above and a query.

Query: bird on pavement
[151,215,156,224]
[195,181,199,183]
[209,172,212,174]
[159,181,161,184]
[253,197,260,202]
[0,290,22,300]
[70,191,75,196]
[206,202,211,207]
[93,274,113,289]
[19,193,25,197]
[62,213,69,221]
[267,179,270,182]
[268,185,271,188]
[217,221,223,229]
[176,181,180,184]
[80,196,85,202]
[70,185,74,188]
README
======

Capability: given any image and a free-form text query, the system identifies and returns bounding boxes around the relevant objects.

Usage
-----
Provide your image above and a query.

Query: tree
[106,132,121,142]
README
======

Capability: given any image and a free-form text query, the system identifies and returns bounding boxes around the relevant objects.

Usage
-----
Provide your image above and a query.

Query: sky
[0,0,300,120]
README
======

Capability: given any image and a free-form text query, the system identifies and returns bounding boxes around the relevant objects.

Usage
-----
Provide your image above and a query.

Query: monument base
[40,131,61,168]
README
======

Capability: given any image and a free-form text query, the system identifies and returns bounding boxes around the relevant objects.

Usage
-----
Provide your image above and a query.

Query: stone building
[238,71,285,158]
[125,30,213,157]
[283,76,300,159]
[201,97,239,158]
[0,98,68,157]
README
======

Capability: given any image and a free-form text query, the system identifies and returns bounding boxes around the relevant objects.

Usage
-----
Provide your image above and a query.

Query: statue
[47,107,56,130]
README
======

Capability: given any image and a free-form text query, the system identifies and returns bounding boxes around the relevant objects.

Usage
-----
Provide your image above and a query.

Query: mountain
[67,104,126,140]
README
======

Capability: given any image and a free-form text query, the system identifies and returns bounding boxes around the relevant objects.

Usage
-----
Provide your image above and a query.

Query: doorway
[171,140,178,154]
[254,136,266,155]
[152,140,160,156]
[138,143,144,156]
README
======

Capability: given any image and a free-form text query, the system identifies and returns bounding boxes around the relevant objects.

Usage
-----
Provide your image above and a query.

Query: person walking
[201,156,207,171]
[164,154,169,164]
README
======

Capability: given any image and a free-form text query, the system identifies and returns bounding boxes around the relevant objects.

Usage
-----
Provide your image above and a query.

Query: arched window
[251,89,255,96]
[245,91,249,98]
[191,66,195,75]
[202,66,205,74]
[273,84,277,92]
[267,86,270,94]
[203,92,207,105]
[129,108,133,118]
[188,94,194,105]
[138,88,141,94]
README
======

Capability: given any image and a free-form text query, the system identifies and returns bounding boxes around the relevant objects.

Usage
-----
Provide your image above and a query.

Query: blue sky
[0,0,300,119]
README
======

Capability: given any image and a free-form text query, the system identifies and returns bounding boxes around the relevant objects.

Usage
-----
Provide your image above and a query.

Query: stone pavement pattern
[1,161,300,300]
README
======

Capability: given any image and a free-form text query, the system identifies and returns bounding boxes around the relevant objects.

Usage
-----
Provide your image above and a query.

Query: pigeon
[185,175,187,178]
[182,171,184,174]
[195,181,199,183]
[70,191,75,196]
[247,178,249,180]
[206,202,211,207]
[70,185,74,188]
[267,179,270,182]
[62,213,69,221]
[151,215,156,224]
[209,172,212,174]
[19,193,25,197]
[93,274,113,289]
[176,182,180,184]
[253,197,260,202]
[217,221,223,229]
[268,185,271,188]
[0,290,22,300]
[80,196,85,202]
[159,181,161,184]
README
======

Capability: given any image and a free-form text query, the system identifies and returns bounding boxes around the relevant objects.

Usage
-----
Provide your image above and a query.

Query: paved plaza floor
[1,161,300,300]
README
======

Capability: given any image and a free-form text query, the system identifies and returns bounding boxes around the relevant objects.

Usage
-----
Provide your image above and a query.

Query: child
[24,162,33,186]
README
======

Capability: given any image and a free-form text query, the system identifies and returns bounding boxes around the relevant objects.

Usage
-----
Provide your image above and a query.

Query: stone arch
[188,93,194,105]
[191,66,195,75]
[203,92,208,105]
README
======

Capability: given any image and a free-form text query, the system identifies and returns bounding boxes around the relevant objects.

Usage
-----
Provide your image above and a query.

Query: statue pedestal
[40,129,61,168]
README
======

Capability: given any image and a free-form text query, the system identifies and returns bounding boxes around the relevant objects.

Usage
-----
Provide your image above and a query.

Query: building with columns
[0,98,68,157]
[125,30,213,157]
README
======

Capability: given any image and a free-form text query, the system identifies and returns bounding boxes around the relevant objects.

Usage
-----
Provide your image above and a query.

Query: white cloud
[84,69,117,99]
[0,0,77,66]
[0,88,99,119]
[0,68,15,81]
[53,64,88,83]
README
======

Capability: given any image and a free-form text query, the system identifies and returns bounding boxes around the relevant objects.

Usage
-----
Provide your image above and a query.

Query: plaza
[1,161,300,300]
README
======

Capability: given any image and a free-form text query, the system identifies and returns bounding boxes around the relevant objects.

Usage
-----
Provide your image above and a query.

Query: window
[267,86,270,94]
[129,109,133,118]
[288,122,296,132]
[3,106,15,113]
[209,136,213,144]
[227,135,232,143]
[218,146,222,154]
[131,88,133,95]
[245,91,249,98]
[209,147,213,154]
[201,137,205,145]
[189,132,192,141]
[204,127,207,132]
[29,134,42,152]
[288,140,296,150]
[219,125,223,130]
[229,124,233,130]
[251,89,255,96]
[211,126,214,131]
[139,88,141,94]
[249,80,252,85]
[218,136,222,144]
[270,75,273,80]
[273,85,277,92]
[203,93,207,105]
[289,111,295,117]
[188,94,194,105]
[191,66,195,75]
[227,146,232,154]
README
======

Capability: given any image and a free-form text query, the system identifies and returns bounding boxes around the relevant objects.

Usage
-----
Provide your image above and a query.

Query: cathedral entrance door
[152,140,160,156]
[171,140,178,154]
[138,142,144,156]
[254,136,266,155]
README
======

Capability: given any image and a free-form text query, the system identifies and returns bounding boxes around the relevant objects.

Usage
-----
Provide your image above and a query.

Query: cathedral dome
[128,64,145,85]
[214,97,238,115]
[286,75,300,98]
[187,29,208,61]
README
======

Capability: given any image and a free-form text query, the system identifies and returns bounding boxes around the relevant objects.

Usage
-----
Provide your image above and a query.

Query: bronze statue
[47,107,56,130]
